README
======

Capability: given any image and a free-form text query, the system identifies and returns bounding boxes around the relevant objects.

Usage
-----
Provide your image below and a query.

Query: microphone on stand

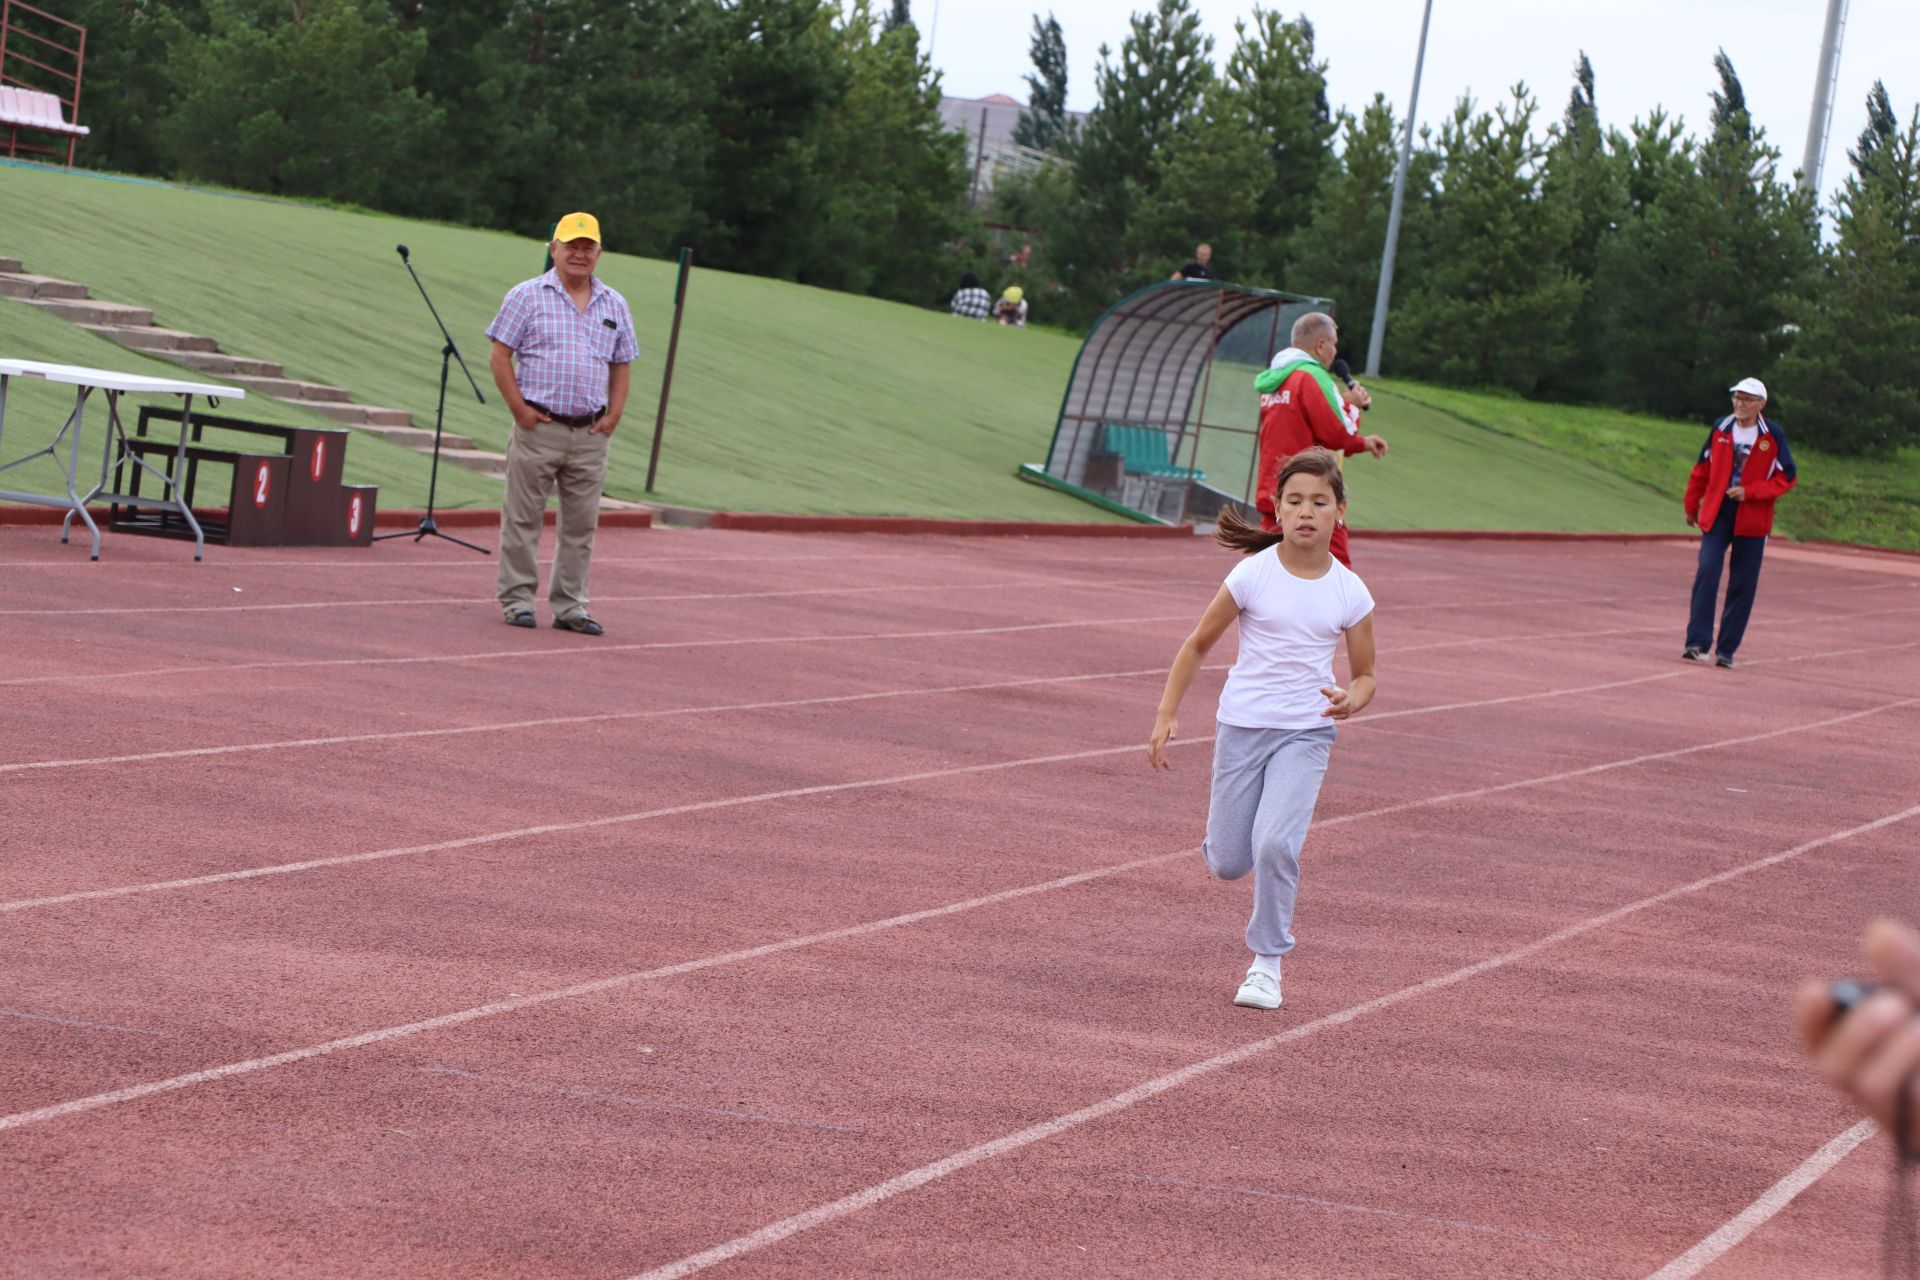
[396,244,410,262]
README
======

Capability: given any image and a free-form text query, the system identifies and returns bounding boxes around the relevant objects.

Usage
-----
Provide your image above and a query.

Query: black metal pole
[645,247,693,494]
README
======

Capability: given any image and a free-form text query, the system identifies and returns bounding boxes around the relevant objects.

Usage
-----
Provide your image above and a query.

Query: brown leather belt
[527,401,606,428]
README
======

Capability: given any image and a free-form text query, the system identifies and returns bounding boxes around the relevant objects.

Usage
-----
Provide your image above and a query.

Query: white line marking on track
[0,1009,172,1038]
[0,665,1186,776]
[0,575,1205,617]
[5,680,1914,918]
[0,613,1198,689]
[1643,1120,1879,1279]
[3,704,1916,1139]
[623,804,1920,1280]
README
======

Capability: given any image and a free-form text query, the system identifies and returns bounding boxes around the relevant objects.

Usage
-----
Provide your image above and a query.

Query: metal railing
[0,0,87,166]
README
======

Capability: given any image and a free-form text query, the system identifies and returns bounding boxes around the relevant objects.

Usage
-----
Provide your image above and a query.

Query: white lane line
[1391,600,1920,656]
[0,665,1184,776]
[0,844,1195,1134]
[0,740,1210,916]
[419,1067,863,1136]
[1116,1173,1554,1241]
[0,613,1198,689]
[0,575,1208,618]
[1643,1121,1879,1279]
[623,803,1920,1280]
[3,703,1916,1136]
[0,1009,172,1038]
[5,678,1914,920]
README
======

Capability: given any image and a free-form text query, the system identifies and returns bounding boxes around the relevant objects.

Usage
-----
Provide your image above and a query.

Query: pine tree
[1051,0,1213,322]
[882,0,912,33]
[1390,87,1583,391]
[1217,10,1337,286]
[1012,12,1072,152]
[1288,95,1432,362]
[1775,84,1920,456]
[1538,52,1624,399]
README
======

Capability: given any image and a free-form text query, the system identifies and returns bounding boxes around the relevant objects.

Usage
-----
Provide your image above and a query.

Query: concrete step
[225,375,352,403]
[440,447,510,478]
[0,257,24,274]
[353,422,476,452]
[307,402,414,429]
[161,350,284,378]
[79,324,220,353]
[0,273,88,300]
[26,297,156,328]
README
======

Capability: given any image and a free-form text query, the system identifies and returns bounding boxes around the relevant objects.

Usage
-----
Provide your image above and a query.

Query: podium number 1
[311,439,327,481]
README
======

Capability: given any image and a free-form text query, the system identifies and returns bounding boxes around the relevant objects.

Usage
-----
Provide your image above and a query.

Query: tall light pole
[1365,0,1435,379]
[1798,0,1850,195]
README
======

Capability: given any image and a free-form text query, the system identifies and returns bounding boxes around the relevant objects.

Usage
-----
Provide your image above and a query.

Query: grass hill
[1,160,1911,548]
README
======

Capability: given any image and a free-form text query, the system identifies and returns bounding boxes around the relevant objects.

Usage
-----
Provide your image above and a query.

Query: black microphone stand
[375,244,491,554]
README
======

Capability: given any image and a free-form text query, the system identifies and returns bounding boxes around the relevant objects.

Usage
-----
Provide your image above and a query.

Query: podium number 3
[348,494,363,537]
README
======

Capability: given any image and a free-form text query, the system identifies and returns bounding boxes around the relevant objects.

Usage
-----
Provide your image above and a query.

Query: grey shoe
[1682,647,1709,663]
[1715,653,1734,669]
[553,613,604,636]
[505,609,535,628]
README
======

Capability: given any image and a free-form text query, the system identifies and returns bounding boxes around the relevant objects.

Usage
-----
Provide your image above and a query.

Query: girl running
[1148,448,1377,1010]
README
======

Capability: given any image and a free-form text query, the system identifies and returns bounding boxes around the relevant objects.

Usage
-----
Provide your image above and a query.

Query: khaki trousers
[495,420,610,620]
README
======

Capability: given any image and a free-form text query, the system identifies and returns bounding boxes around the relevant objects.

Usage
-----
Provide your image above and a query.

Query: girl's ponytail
[1214,507,1283,554]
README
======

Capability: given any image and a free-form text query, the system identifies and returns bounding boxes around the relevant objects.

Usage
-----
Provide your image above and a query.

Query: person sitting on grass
[1148,448,1378,1011]
[995,286,1028,327]
[950,271,991,321]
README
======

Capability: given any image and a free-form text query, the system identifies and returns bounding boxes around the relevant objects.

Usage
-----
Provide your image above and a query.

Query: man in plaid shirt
[487,211,638,636]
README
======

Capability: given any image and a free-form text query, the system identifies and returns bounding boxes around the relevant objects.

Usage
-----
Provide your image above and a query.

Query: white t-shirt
[1216,550,1375,730]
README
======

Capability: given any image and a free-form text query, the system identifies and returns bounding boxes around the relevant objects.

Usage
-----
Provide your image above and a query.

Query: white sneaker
[1232,969,1282,1010]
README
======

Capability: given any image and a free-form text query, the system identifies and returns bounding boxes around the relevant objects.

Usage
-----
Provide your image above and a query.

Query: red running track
[0,525,1917,1278]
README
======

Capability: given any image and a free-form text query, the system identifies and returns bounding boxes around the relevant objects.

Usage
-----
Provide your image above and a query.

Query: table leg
[58,385,102,559]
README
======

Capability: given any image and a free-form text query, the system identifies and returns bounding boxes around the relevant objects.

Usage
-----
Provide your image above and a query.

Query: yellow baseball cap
[551,212,602,244]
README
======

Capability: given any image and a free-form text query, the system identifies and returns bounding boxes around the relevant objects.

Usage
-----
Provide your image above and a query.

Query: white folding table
[0,358,246,561]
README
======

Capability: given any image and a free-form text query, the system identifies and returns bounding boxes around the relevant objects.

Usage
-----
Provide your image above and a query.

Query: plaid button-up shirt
[486,269,640,417]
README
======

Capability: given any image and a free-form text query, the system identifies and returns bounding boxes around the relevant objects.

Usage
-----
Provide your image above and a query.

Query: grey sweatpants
[1203,723,1336,957]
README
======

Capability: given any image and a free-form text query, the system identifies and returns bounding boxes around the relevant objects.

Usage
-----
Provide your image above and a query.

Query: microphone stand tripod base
[375,512,490,553]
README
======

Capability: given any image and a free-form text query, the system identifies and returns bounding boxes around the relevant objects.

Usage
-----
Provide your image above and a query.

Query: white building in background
[938,93,1084,208]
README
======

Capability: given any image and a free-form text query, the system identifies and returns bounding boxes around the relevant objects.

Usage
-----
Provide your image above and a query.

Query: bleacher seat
[1101,424,1205,482]
[0,85,89,164]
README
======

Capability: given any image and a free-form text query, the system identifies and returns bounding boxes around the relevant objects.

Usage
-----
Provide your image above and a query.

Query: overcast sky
[922,0,1914,202]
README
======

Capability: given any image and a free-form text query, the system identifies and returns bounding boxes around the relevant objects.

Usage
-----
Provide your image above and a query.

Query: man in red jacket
[1252,312,1388,566]
[1682,377,1799,668]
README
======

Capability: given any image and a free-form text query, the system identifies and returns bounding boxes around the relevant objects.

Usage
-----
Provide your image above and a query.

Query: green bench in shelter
[1100,423,1205,482]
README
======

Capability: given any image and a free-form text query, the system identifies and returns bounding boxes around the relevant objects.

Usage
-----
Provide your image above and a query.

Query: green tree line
[997,0,1920,457]
[55,0,967,306]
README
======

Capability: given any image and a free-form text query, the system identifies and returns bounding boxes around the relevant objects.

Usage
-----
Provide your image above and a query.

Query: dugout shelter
[1020,279,1333,526]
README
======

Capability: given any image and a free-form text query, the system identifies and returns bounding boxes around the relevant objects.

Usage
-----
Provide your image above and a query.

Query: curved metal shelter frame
[1035,279,1332,524]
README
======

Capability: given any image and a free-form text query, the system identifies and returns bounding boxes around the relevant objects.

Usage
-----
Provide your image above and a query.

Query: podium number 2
[254,464,271,508]
[348,494,363,538]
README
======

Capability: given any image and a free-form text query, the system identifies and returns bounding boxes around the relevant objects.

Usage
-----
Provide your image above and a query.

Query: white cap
[1728,376,1768,399]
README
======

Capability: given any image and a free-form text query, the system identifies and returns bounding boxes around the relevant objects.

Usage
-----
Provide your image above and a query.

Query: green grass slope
[0,161,1108,521]
[1194,365,1684,533]
[1381,380,1920,551]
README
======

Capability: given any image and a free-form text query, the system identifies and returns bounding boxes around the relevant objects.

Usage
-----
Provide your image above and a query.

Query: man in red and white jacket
[1682,377,1798,668]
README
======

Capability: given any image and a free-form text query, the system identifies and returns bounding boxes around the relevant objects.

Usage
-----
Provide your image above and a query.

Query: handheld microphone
[396,244,410,261]
[1330,358,1356,388]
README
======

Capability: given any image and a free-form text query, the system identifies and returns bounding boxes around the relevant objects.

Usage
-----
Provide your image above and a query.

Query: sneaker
[1715,653,1734,669]
[1232,969,1282,1010]
[1682,648,1709,663]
